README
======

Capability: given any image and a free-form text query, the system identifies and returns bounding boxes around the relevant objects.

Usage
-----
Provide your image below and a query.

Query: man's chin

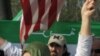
[51,53,57,56]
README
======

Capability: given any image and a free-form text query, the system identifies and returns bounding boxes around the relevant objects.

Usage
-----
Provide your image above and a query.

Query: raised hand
[81,0,96,19]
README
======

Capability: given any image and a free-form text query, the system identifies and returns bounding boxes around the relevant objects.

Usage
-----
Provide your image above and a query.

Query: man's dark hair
[0,49,4,56]
[62,45,70,56]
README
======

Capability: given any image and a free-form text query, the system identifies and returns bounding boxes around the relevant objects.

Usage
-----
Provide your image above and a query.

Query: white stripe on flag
[30,0,39,24]
[28,0,39,35]
[57,0,64,21]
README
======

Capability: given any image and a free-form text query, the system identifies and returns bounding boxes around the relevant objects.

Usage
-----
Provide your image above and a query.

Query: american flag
[20,0,64,44]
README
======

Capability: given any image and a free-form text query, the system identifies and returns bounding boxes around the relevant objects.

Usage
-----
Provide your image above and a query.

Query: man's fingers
[87,0,95,10]
[89,8,95,14]
[84,0,91,6]
[87,4,94,10]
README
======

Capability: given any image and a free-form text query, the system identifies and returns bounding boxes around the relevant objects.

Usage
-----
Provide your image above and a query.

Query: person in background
[0,37,50,56]
[22,42,50,56]
[0,37,22,56]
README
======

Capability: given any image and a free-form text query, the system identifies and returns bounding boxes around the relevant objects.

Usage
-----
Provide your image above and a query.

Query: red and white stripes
[20,0,65,41]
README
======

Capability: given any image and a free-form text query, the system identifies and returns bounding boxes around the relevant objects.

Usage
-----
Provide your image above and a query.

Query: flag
[20,0,65,43]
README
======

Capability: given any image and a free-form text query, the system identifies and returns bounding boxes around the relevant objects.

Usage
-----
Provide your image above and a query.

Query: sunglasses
[91,49,100,53]
[50,43,62,48]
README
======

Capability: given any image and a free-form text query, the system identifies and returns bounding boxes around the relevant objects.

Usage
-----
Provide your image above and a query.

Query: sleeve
[75,34,93,56]
[0,41,22,56]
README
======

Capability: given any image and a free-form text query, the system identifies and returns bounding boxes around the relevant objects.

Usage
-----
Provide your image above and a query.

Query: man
[75,0,96,56]
[0,37,22,56]
[48,34,69,56]
[48,0,96,56]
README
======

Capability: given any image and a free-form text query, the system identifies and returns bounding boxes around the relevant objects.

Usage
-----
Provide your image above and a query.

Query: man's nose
[52,47,56,51]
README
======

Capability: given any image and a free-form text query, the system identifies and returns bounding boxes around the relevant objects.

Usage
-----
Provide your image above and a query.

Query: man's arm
[0,37,22,56]
[75,0,96,56]
[80,0,95,35]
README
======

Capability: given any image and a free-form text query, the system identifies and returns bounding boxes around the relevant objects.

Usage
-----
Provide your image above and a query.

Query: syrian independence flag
[20,0,65,44]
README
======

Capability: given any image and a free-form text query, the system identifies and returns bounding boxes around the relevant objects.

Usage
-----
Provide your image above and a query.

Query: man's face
[91,39,100,56]
[48,43,63,56]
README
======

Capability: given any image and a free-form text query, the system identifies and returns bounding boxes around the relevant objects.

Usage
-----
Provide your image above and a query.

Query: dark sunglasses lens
[92,49,100,53]
[50,43,61,47]
[95,49,100,53]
